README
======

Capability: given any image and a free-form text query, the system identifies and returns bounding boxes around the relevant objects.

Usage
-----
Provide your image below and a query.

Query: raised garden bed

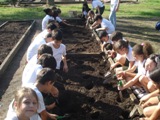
[0,20,35,75]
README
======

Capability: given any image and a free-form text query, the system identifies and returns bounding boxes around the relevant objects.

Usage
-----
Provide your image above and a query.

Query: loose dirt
[0,19,137,120]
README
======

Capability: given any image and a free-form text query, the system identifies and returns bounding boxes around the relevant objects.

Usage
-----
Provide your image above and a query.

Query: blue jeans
[109,10,116,28]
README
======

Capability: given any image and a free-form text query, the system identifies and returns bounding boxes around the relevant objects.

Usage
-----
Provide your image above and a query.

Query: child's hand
[90,26,93,30]
[139,94,150,106]
[51,86,59,97]
[63,65,68,73]
[47,102,56,110]
[117,85,123,91]
[50,114,58,120]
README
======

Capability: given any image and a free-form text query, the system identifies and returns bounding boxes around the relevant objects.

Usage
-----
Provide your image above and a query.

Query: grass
[0,0,160,52]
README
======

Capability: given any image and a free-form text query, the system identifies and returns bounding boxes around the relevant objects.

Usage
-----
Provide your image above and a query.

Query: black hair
[149,68,160,85]
[148,54,160,67]
[132,42,154,59]
[46,23,57,31]
[37,53,57,70]
[82,2,90,12]
[38,44,53,56]
[45,33,52,38]
[36,68,57,84]
[57,8,61,14]
[94,14,103,21]
[113,40,129,52]
[52,30,63,41]
[110,31,123,42]
[98,30,108,39]
[43,8,52,15]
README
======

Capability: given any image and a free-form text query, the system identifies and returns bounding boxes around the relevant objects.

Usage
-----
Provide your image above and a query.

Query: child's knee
[143,107,152,117]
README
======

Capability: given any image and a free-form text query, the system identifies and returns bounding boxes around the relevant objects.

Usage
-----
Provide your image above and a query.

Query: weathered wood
[67,52,101,57]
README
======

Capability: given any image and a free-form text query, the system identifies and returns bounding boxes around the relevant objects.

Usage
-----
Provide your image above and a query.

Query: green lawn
[0,0,160,52]
[0,0,160,21]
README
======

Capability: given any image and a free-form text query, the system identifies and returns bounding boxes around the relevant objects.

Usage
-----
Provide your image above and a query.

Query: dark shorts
[96,6,105,15]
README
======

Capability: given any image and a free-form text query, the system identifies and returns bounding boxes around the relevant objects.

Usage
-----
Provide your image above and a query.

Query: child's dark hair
[104,43,113,51]
[88,10,94,16]
[113,40,129,52]
[37,53,57,70]
[110,31,123,42]
[52,30,63,41]
[149,68,160,85]
[132,42,154,59]
[36,68,57,84]
[57,8,61,14]
[148,54,160,67]
[82,2,90,12]
[38,44,53,56]
[43,8,52,15]
[94,14,103,21]
[47,23,57,31]
[98,30,108,39]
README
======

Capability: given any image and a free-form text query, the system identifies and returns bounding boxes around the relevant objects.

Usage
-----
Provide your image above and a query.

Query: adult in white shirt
[91,0,105,15]
[42,8,55,31]
[109,0,120,28]
[47,30,68,72]
[22,53,56,86]
[91,14,115,35]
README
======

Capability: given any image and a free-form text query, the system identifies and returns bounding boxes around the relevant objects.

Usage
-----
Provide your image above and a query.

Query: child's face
[54,40,62,47]
[44,81,54,93]
[145,58,157,72]
[97,19,101,24]
[132,52,143,61]
[101,36,109,42]
[117,48,126,55]
[16,95,38,118]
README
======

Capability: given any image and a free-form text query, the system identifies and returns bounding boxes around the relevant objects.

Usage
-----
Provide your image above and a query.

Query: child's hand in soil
[50,114,58,120]
[117,85,123,91]
[116,71,125,80]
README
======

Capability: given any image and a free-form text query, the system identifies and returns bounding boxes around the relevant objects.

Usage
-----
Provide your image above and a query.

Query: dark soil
[0,21,32,65]
[51,20,135,120]
[0,19,136,120]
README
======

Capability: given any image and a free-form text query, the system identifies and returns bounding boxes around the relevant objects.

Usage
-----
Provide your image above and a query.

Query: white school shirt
[22,64,42,86]
[47,42,66,69]
[92,0,104,9]
[5,111,41,120]
[126,45,135,62]
[56,16,62,23]
[134,60,146,75]
[27,37,46,61]
[42,15,54,31]
[101,18,115,34]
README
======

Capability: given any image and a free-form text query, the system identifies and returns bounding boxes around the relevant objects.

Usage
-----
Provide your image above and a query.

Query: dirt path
[0,20,42,120]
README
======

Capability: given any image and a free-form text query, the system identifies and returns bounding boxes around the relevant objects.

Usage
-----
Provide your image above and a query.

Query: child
[27,32,53,62]
[117,42,154,98]
[22,53,57,86]
[113,40,135,72]
[47,30,68,73]
[86,10,95,27]
[53,8,71,27]
[42,8,55,31]
[139,54,160,92]
[82,2,91,20]
[5,87,41,120]
[91,14,115,34]
[139,68,160,120]
[91,0,105,15]
[109,0,120,28]
[98,30,113,51]
[23,68,58,120]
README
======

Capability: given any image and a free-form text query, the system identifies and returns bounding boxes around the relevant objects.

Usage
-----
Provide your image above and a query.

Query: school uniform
[42,15,54,31]
[134,60,146,75]
[27,37,46,62]
[101,18,115,34]
[47,42,66,70]
[92,0,105,15]
[22,64,42,86]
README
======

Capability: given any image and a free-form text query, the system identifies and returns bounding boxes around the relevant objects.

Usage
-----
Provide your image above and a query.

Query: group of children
[4,2,160,120]
[5,7,69,120]
[82,1,160,119]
